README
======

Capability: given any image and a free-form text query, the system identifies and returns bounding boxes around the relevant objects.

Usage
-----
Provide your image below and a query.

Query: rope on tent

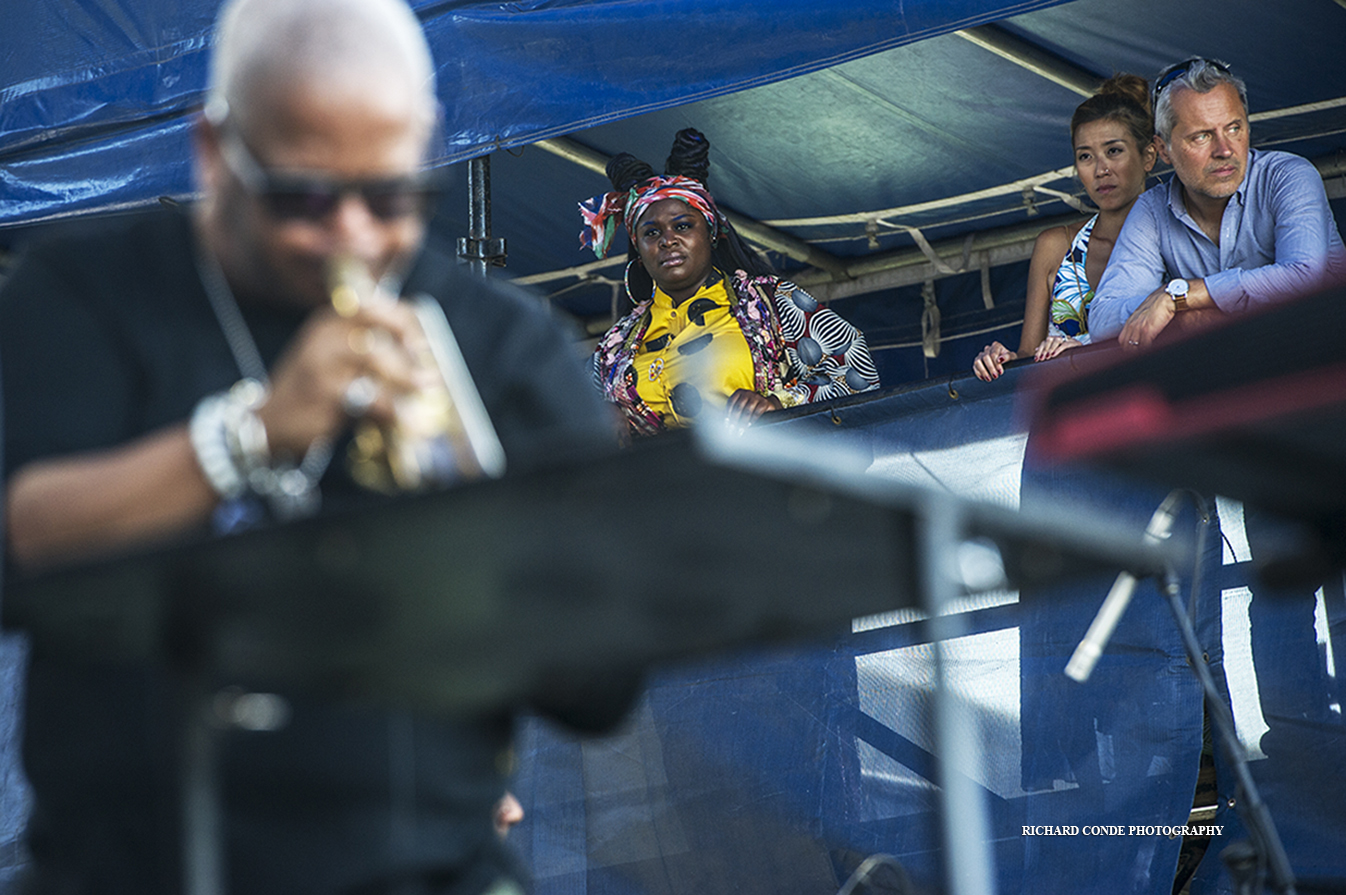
[762,164,1078,228]
[921,279,941,359]
[1033,185,1090,213]
[869,316,1025,352]
[980,252,994,309]
[881,224,974,276]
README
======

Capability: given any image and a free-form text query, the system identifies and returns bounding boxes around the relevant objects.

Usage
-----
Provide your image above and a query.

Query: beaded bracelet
[190,378,271,501]
[221,378,271,476]
[189,392,246,500]
[190,379,327,519]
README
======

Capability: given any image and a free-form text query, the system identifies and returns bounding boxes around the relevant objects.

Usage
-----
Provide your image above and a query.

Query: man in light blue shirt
[1089,57,1346,348]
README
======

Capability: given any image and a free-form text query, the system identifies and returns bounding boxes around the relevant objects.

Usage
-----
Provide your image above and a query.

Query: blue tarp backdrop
[512,359,1346,895]
[0,0,1074,226]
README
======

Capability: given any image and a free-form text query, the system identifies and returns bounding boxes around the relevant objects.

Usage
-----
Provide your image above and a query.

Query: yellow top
[632,277,756,428]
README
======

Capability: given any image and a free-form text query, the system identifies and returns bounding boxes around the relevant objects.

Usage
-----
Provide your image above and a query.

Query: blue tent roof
[0,0,1073,225]
[3,0,1345,387]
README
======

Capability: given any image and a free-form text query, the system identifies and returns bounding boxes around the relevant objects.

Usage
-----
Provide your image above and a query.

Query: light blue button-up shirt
[1089,147,1346,339]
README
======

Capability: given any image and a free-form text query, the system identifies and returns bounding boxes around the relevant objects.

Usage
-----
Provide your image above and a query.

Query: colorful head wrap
[578,175,721,259]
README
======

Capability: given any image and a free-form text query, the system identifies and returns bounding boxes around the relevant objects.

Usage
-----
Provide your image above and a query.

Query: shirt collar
[651,271,728,309]
[1234,146,1258,205]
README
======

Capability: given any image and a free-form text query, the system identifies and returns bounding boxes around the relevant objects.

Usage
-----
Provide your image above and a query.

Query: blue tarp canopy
[1,0,1073,224]
[4,0,1346,385]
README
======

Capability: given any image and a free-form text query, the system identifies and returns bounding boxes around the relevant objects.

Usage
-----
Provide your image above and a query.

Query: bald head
[194,0,441,311]
[205,0,437,138]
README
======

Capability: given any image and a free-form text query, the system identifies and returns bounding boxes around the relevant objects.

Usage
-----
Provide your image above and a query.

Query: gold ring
[348,327,372,355]
[332,283,361,318]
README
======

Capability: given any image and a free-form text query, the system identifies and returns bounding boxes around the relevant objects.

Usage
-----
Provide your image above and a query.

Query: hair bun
[664,128,710,184]
[1071,71,1155,146]
[1097,72,1151,115]
[607,153,656,192]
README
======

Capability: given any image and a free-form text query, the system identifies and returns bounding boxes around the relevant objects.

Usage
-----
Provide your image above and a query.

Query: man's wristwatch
[1165,278,1190,312]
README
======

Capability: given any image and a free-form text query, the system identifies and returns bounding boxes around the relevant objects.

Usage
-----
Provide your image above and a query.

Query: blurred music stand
[1028,284,1346,895]
[1031,280,1346,574]
[5,430,1178,895]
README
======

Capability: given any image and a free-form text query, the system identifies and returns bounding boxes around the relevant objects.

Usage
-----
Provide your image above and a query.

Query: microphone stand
[1159,566,1297,895]
[1065,490,1297,894]
[1065,491,1182,682]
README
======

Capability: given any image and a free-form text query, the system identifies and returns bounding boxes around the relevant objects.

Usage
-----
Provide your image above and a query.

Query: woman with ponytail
[580,129,879,437]
[973,74,1158,380]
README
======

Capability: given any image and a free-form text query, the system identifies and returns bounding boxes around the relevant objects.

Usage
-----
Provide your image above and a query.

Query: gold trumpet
[328,256,506,492]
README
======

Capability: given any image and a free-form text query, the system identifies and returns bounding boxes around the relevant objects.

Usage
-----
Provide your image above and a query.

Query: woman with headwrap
[580,129,879,438]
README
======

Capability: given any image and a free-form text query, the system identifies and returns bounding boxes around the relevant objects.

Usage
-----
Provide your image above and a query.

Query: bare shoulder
[1030,223,1075,265]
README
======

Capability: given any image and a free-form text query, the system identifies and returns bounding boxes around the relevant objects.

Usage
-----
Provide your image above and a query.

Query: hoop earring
[623,257,638,303]
[623,256,654,304]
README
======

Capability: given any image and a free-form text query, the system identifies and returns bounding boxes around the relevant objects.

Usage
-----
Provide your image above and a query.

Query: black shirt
[0,208,616,894]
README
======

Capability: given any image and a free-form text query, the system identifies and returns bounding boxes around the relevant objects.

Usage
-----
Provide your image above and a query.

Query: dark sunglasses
[220,131,441,223]
[1153,56,1232,105]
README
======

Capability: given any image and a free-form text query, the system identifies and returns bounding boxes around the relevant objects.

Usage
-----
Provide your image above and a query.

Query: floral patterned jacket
[592,270,880,437]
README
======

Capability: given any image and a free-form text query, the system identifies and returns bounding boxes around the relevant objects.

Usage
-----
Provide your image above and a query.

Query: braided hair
[610,128,774,310]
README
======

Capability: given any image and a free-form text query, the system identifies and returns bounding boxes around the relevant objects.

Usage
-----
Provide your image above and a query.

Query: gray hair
[204,0,436,134]
[1154,58,1248,144]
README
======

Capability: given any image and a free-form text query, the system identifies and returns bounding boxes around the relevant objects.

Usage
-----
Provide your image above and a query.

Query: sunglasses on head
[1153,56,1232,105]
[220,130,440,223]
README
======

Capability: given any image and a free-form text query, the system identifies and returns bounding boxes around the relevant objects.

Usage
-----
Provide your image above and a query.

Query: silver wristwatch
[1165,278,1190,312]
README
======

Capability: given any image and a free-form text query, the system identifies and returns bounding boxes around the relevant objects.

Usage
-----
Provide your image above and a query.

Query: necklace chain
[194,241,334,500]
[196,244,270,383]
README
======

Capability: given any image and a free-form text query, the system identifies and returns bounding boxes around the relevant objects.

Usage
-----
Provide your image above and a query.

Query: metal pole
[468,156,490,279]
[921,494,997,895]
[182,685,225,895]
[459,154,506,276]
[1160,569,1298,895]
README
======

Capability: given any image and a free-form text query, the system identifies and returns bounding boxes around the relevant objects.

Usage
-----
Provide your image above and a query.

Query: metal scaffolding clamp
[456,236,508,267]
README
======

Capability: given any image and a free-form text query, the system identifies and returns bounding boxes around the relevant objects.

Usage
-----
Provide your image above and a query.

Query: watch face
[1166,279,1188,297]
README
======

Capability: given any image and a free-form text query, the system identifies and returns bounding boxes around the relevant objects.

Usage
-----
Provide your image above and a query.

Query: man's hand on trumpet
[256,300,430,461]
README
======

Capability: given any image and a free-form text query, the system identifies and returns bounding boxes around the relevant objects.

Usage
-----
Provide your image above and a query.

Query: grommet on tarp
[921,279,941,359]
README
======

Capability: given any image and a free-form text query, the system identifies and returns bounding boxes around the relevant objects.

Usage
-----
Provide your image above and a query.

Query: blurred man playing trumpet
[0,0,613,890]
